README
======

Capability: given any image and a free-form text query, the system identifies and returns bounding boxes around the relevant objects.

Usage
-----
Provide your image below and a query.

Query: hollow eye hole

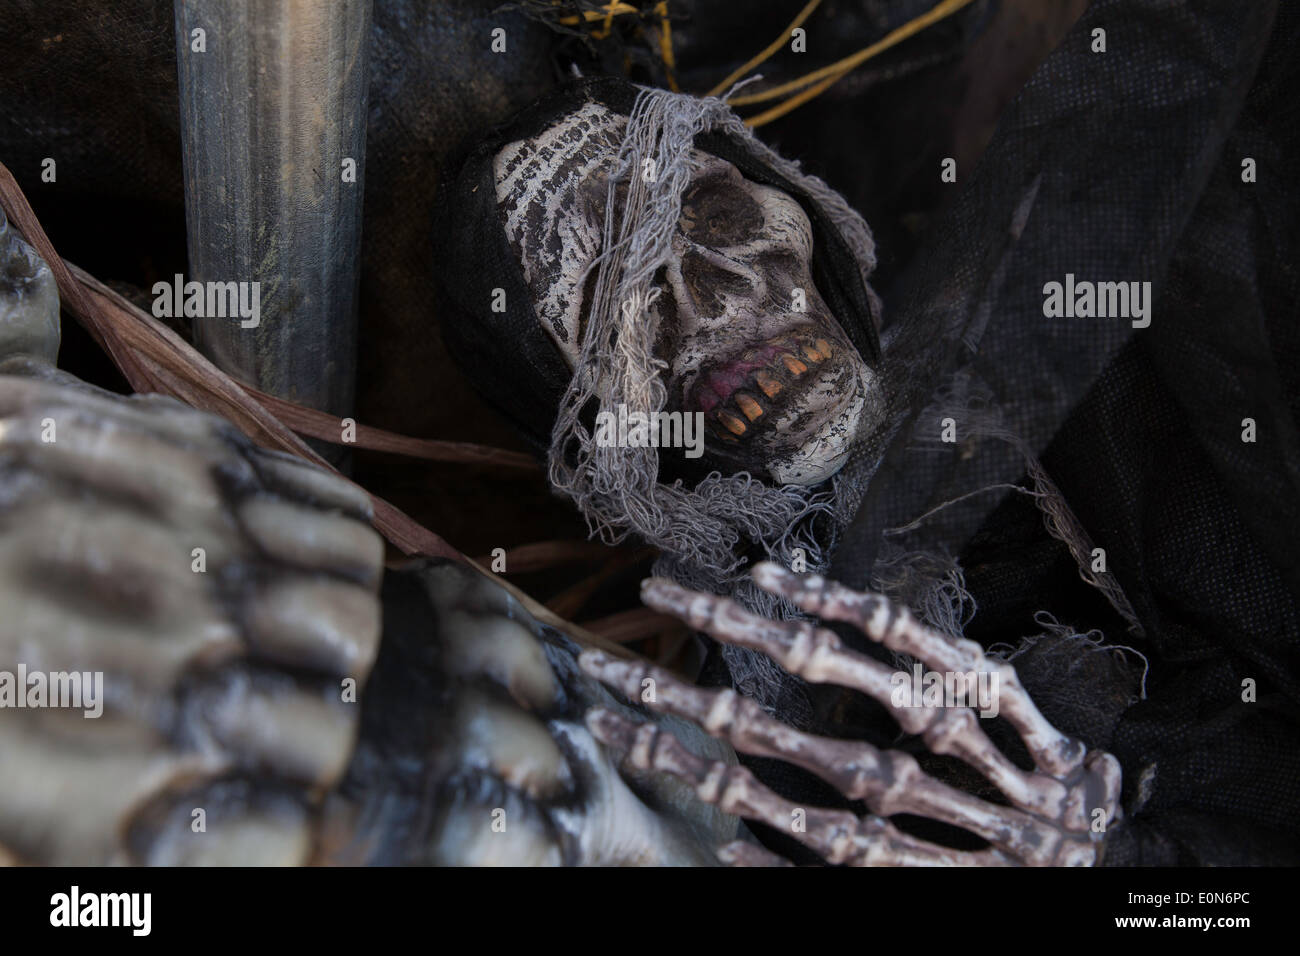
[680,178,764,248]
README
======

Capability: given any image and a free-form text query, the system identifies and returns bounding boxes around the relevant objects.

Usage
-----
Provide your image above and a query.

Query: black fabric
[434,127,573,453]
[832,0,1281,580]
[827,0,1300,865]
[432,76,882,456]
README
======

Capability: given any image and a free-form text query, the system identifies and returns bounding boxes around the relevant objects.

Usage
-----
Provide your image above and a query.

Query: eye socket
[680,178,764,248]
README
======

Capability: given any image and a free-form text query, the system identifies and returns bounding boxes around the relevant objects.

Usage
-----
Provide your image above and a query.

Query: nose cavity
[678,246,764,319]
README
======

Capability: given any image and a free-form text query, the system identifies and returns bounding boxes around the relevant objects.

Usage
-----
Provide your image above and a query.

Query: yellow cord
[555,2,678,87]
[730,0,976,114]
[732,0,975,106]
[595,2,619,39]
[706,0,823,98]
[656,1,680,92]
[745,66,845,127]
[553,0,969,127]
[557,3,639,29]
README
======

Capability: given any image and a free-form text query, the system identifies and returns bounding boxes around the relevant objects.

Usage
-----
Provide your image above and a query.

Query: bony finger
[191,669,359,788]
[239,497,383,588]
[252,448,373,522]
[0,504,241,689]
[244,576,381,678]
[0,407,233,516]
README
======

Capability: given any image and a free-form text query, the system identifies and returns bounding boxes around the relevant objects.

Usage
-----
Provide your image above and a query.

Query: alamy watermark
[152,274,261,328]
[50,886,150,936]
[0,665,103,718]
[1042,273,1152,328]
[594,404,705,459]
[891,663,1000,718]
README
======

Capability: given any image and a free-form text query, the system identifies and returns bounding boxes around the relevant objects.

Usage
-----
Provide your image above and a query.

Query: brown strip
[581,607,683,645]
[473,539,617,574]
[246,385,541,473]
[546,546,656,619]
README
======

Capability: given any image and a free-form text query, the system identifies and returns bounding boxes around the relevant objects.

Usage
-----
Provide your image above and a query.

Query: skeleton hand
[579,562,1122,866]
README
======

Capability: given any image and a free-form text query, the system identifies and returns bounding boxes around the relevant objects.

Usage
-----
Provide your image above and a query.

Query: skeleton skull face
[494,104,881,485]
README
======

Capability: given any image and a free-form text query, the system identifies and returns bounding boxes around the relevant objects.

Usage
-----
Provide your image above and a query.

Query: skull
[494,103,882,486]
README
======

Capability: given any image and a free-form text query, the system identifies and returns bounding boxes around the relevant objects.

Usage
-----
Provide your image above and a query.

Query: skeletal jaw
[766,358,878,485]
[687,330,835,430]
[679,325,879,485]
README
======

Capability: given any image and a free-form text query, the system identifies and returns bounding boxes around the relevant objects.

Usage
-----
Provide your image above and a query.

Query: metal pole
[174,0,370,454]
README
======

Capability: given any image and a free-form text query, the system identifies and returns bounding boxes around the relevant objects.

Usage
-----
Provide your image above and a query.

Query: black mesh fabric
[829,0,1300,865]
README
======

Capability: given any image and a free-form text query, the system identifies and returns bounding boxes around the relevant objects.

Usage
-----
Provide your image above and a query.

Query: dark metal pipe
[174,0,370,440]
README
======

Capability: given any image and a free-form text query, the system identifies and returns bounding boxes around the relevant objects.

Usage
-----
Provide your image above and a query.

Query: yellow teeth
[718,412,747,436]
[755,370,782,398]
[735,393,764,420]
[798,339,833,362]
[700,337,838,443]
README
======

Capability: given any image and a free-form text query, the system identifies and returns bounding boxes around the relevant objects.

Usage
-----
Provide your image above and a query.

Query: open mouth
[684,327,837,443]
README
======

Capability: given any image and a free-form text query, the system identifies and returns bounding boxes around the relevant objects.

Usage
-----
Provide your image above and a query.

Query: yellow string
[745,66,844,127]
[555,2,678,85]
[595,2,620,39]
[656,2,680,92]
[706,0,823,98]
[557,2,639,28]
[730,0,976,115]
